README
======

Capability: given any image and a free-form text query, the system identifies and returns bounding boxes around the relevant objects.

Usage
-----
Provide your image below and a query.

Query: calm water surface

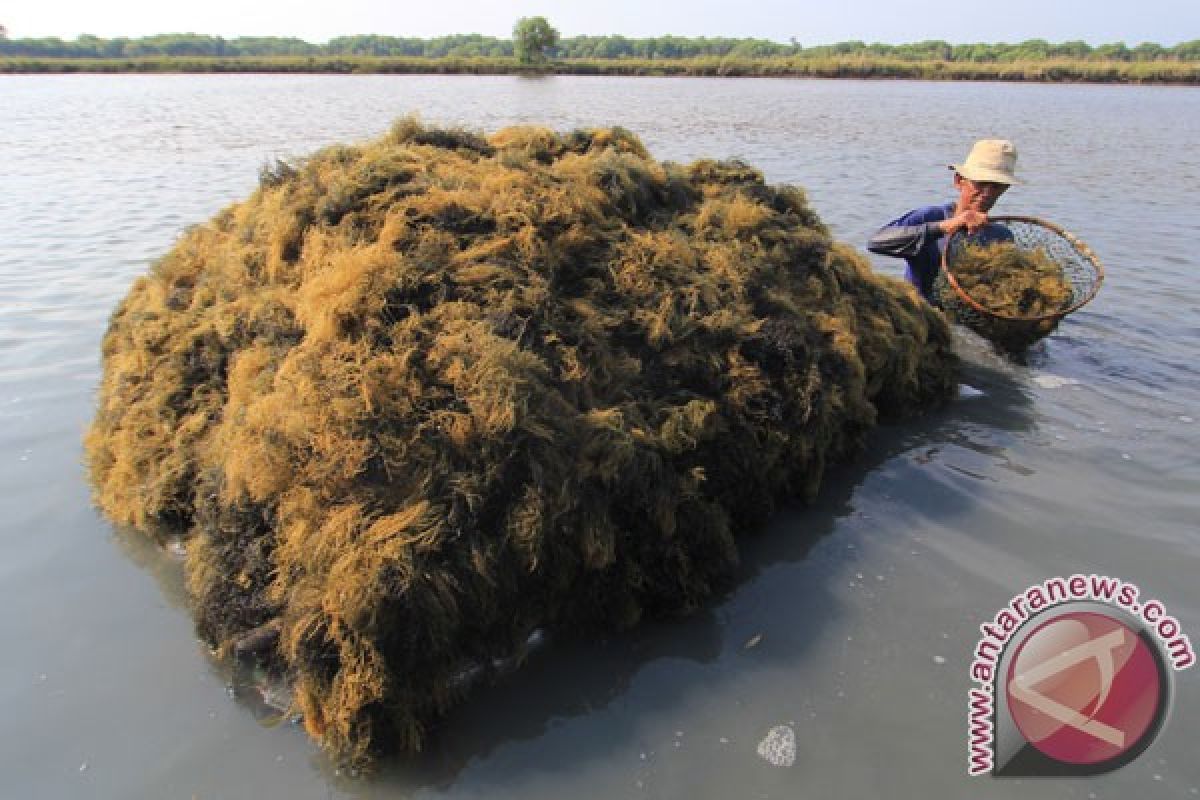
[1,75,1198,799]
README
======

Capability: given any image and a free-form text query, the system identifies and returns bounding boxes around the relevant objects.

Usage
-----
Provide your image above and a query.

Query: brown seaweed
[951,240,1072,319]
[86,118,958,768]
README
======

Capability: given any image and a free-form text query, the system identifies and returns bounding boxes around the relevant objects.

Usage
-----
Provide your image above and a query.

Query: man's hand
[939,209,988,236]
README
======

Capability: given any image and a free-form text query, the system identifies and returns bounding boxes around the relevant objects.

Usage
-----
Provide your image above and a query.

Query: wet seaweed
[86,118,957,769]
[951,240,1072,319]
[942,240,1073,352]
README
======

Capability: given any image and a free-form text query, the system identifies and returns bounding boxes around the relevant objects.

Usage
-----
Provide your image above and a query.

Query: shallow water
[1,74,1197,799]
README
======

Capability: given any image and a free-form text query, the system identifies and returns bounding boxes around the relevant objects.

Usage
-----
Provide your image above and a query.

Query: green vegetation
[5,53,1197,83]
[4,32,1200,62]
[513,16,559,65]
[3,14,1197,82]
[86,119,956,768]
[3,30,1199,81]
[0,55,523,75]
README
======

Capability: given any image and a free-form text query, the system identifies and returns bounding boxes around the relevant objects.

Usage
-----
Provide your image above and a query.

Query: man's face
[955,173,1009,212]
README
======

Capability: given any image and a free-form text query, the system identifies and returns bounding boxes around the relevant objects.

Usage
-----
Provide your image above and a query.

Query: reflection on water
[1,75,1197,799]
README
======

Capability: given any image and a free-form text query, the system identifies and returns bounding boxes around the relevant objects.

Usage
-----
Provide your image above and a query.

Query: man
[868,139,1019,300]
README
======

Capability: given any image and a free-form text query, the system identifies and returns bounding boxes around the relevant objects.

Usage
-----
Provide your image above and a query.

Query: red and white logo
[1005,611,1163,766]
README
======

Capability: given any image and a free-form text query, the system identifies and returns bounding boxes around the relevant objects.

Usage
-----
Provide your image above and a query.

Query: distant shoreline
[3,56,1199,84]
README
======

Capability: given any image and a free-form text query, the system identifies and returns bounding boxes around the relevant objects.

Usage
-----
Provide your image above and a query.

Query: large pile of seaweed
[86,119,957,768]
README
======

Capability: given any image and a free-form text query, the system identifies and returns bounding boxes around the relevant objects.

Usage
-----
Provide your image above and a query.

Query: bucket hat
[949,139,1019,185]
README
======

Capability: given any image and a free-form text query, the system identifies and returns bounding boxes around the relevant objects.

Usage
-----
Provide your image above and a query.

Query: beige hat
[949,139,1019,185]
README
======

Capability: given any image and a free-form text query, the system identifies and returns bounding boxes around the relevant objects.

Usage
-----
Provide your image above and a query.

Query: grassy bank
[3,55,1199,83]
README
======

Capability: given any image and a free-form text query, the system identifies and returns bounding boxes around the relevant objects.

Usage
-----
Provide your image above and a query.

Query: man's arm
[867,221,944,258]
[867,207,990,258]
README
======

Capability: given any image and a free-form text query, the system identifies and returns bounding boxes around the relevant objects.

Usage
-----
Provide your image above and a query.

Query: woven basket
[934,216,1104,352]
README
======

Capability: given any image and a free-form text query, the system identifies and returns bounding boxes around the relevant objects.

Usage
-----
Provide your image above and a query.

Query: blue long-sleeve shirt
[866,202,956,299]
[867,202,1014,300]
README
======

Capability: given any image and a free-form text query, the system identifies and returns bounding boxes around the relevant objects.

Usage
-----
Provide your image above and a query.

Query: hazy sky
[4,0,1198,45]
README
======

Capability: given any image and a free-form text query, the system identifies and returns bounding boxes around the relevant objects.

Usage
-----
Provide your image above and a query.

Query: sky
[3,0,1198,46]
